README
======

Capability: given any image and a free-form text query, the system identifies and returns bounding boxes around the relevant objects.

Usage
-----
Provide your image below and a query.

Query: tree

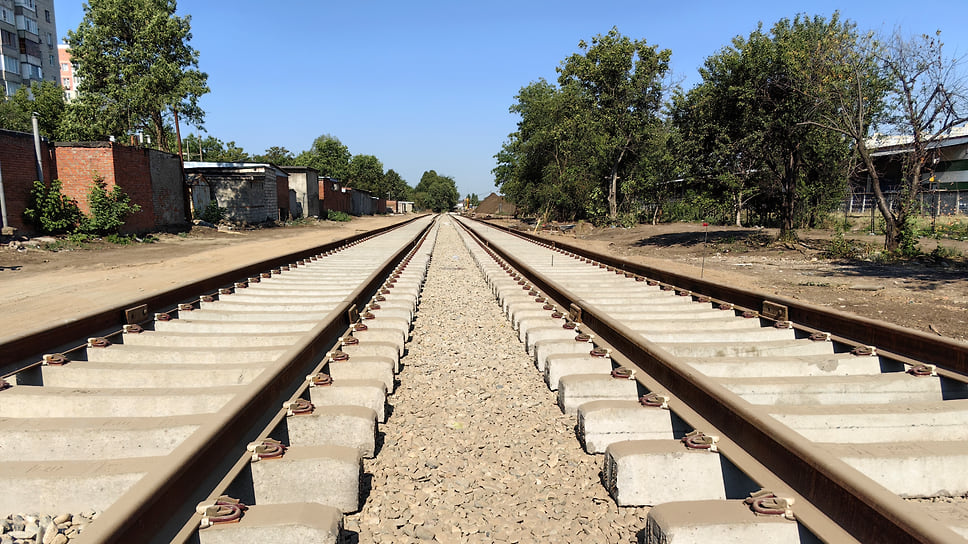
[253,146,295,165]
[66,0,209,148]
[415,170,459,212]
[466,193,480,207]
[675,15,852,238]
[493,79,597,220]
[294,134,351,179]
[557,27,671,221]
[0,82,68,139]
[878,31,968,253]
[383,169,412,200]
[346,154,385,194]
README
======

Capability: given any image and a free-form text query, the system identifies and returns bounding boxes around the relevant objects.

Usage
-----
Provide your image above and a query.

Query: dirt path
[0,216,409,341]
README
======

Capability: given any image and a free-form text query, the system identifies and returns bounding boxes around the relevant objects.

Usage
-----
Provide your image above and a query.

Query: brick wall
[53,143,158,233]
[319,177,350,214]
[0,129,57,234]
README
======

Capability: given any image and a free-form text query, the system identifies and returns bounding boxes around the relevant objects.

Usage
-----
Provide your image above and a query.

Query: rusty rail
[462,217,964,544]
[74,217,435,544]
[0,217,422,376]
[483,220,968,377]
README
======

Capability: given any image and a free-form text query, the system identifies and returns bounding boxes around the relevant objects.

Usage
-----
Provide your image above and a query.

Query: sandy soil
[518,220,968,345]
[0,216,409,341]
[1,215,966,345]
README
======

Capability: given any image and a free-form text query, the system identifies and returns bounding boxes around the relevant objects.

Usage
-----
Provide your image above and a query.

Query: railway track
[453,215,968,543]
[2,213,967,543]
[0,215,436,543]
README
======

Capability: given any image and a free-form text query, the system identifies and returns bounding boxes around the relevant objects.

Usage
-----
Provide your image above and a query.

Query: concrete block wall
[281,166,320,218]
[148,150,188,227]
[0,129,57,234]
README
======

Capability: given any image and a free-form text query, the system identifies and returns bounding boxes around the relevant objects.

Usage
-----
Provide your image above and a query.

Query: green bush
[23,180,83,235]
[195,200,226,223]
[326,210,351,222]
[105,233,133,245]
[79,177,141,235]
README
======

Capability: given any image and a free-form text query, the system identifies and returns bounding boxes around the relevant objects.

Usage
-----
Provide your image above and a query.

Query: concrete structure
[198,503,342,544]
[644,500,800,543]
[850,124,968,215]
[56,42,76,101]
[281,165,319,218]
[0,0,58,96]
[603,440,728,506]
[184,161,287,223]
[249,444,362,513]
[0,131,186,234]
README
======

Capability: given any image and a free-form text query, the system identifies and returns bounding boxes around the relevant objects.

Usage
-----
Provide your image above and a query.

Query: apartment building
[0,0,58,96]
[57,42,76,100]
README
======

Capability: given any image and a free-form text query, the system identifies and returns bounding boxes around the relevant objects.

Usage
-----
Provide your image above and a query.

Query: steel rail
[170,219,436,544]
[73,216,435,544]
[0,216,423,376]
[482,220,968,377]
[460,217,964,544]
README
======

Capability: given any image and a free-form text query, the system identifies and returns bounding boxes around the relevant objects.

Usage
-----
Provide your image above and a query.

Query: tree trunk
[858,139,899,251]
[779,153,798,240]
[733,192,743,227]
[608,167,619,221]
[607,142,629,222]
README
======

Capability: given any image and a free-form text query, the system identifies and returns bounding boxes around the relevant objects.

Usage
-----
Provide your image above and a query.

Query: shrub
[195,200,226,223]
[23,180,83,235]
[80,177,141,235]
[326,210,351,222]
[105,233,133,244]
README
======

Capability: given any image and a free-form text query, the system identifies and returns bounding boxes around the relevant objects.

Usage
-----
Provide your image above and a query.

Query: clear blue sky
[52,0,966,199]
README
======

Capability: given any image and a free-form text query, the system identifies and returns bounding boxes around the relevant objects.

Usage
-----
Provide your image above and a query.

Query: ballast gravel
[342,220,648,543]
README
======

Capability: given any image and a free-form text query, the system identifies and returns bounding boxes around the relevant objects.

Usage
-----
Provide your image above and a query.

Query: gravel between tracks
[342,220,648,543]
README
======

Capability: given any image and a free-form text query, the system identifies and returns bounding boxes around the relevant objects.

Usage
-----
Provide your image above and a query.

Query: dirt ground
[1,215,966,345]
[518,220,968,345]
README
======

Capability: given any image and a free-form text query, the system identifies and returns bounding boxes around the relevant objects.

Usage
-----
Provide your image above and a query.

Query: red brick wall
[53,143,158,233]
[319,177,351,214]
[0,129,57,234]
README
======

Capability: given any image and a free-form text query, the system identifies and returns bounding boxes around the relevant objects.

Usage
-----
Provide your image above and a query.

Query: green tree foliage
[346,154,385,194]
[79,177,141,235]
[253,146,295,165]
[66,0,209,148]
[673,14,852,239]
[293,134,351,179]
[557,28,672,221]
[179,134,250,162]
[23,180,84,235]
[466,193,480,207]
[414,170,459,212]
[494,29,672,223]
[383,169,411,200]
[0,82,68,139]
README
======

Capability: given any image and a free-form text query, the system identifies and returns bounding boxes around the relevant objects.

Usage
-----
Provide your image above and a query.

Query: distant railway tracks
[2,212,967,543]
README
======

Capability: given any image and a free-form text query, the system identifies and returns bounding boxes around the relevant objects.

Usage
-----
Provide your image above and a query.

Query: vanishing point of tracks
[2,214,967,543]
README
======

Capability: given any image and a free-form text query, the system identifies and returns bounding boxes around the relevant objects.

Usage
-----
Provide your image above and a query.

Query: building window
[49,54,54,66]
[44,9,50,22]
[60,62,68,72]
[2,54,19,74]
[62,78,69,89]
[46,32,52,46]
[0,7,10,23]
